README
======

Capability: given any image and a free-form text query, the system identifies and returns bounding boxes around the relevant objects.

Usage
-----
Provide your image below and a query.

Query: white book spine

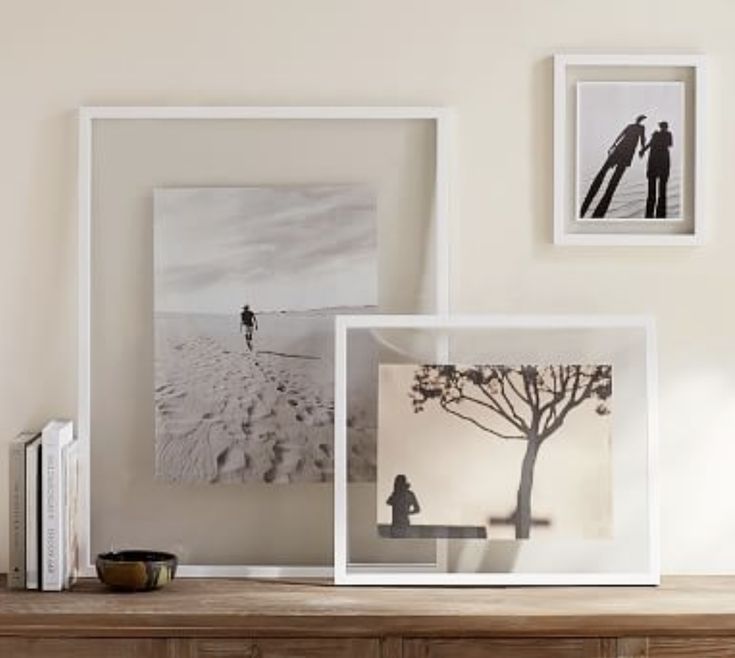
[62,440,79,589]
[41,420,73,591]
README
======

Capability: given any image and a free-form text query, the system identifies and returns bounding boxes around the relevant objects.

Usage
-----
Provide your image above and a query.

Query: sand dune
[154,312,376,484]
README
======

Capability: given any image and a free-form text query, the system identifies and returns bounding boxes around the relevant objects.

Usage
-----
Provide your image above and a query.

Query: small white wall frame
[77,106,453,579]
[554,54,707,246]
[334,314,659,586]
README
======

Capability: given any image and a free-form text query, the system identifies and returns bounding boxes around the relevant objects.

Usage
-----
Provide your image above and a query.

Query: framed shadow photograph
[377,362,613,542]
[554,55,706,246]
[334,314,658,586]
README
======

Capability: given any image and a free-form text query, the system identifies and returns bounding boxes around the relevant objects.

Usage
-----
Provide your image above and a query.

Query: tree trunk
[515,438,540,539]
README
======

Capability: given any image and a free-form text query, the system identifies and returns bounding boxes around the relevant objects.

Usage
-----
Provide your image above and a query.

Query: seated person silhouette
[640,121,672,219]
[580,114,647,218]
[386,474,420,537]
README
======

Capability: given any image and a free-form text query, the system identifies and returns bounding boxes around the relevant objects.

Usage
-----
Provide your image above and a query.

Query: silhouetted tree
[411,365,612,539]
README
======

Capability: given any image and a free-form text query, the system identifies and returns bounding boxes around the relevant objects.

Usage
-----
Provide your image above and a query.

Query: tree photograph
[376,364,613,541]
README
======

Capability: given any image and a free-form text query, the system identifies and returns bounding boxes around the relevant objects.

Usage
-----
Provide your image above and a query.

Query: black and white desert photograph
[154,185,377,484]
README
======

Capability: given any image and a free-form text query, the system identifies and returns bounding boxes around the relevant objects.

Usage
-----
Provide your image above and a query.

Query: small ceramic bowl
[95,550,178,592]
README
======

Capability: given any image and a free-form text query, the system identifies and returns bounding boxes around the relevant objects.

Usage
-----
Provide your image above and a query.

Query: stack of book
[8,420,80,591]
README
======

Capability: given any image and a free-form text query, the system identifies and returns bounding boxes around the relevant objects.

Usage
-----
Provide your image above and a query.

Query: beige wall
[1,0,734,574]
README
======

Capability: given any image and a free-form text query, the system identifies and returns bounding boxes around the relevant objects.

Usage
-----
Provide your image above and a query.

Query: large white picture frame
[77,106,452,578]
[554,54,706,246]
[334,314,659,586]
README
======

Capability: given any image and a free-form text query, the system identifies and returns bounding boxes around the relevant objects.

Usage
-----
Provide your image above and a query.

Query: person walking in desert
[240,304,258,351]
[639,120,673,218]
[580,114,648,218]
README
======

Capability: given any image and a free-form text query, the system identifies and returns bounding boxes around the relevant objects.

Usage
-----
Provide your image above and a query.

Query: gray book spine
[26,439,41,590]
[8,438,28,590]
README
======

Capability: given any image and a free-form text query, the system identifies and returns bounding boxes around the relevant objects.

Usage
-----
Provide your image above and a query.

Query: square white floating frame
[554,54,707,246]
[334,314,659,586]
[77,106,453,579]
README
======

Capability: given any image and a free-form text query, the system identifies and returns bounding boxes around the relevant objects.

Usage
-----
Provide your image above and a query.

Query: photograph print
[377,364,613,541]
[154,185,377,484]
[577,82,684,221]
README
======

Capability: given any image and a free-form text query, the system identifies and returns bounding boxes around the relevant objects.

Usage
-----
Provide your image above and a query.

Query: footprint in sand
[157,323,374,484]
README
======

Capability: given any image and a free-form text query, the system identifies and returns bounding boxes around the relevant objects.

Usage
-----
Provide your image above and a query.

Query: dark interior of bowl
[98,550,177,563]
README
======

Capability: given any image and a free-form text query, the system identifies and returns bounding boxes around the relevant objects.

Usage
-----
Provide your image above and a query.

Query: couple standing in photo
[580,114,673,219]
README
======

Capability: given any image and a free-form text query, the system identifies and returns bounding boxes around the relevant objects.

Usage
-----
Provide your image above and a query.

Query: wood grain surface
[191,638,379,657]
[2,576,735,639]
[617,637,648,658]
[403,638,606,657]
[380,637,403,658]
[0,638,165,657]
[648,637,735,657]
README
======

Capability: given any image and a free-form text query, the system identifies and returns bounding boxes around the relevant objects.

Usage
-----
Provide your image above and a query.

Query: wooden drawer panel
[648,637,735,657]
[0,638,165,657]
[191,638,379,657]
[404,638,605,658]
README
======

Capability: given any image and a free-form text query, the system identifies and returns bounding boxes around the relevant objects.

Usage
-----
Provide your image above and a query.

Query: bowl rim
[96,549,178,564]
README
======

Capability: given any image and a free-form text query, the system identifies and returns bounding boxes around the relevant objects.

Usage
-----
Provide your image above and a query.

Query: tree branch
[441,400,526,441]
[541,366,591,440]
[498,377,529,431]
[506,374,530,405]
[539,366,569,433]
[522,367,538,410]
[461,392,527,434]
[472,379,508,416]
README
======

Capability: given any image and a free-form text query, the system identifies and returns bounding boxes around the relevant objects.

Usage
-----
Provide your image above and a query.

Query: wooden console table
[2,576,735,657]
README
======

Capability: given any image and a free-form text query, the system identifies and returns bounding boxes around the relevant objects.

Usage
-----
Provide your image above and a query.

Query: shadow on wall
[531,56,554,249]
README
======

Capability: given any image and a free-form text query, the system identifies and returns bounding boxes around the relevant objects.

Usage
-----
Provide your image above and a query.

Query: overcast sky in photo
[154,185,377,314]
